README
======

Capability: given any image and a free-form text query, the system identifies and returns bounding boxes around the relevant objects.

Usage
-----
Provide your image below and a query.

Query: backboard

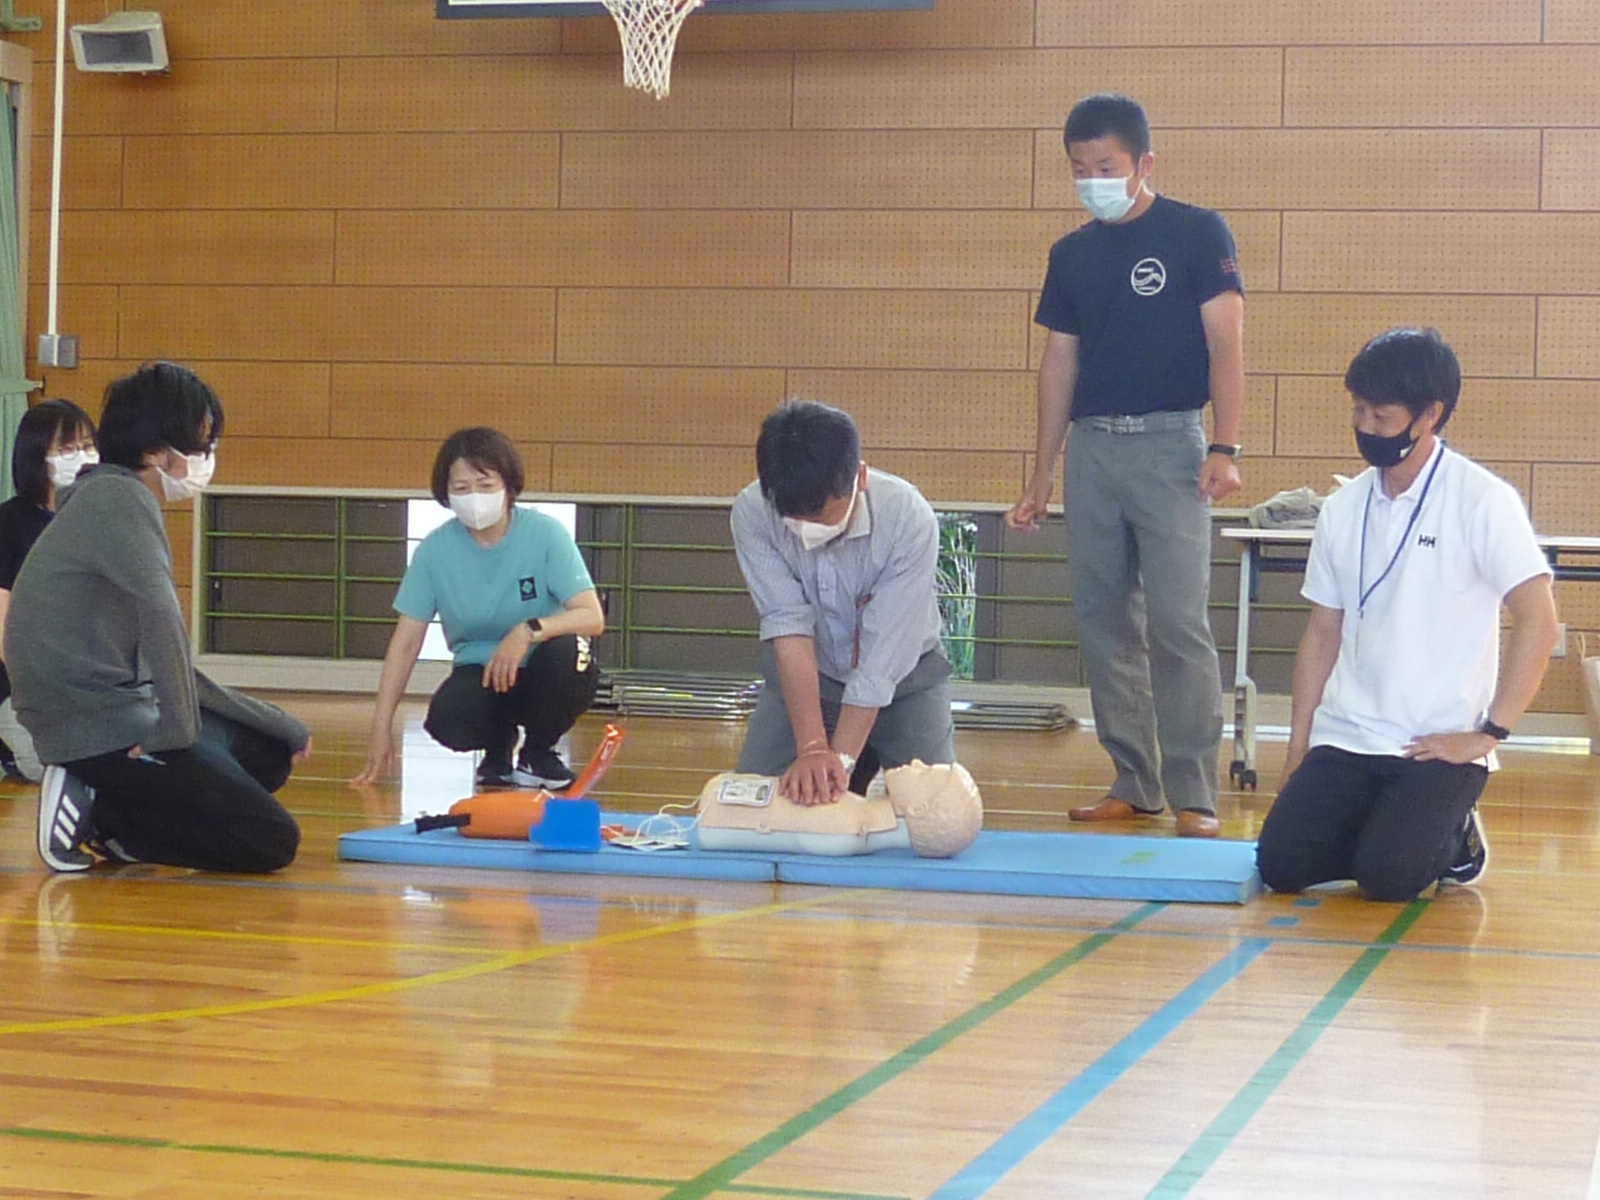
[439,0,933,16]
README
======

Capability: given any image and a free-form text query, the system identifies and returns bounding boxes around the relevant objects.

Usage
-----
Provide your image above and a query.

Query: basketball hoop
[601,0,705,99]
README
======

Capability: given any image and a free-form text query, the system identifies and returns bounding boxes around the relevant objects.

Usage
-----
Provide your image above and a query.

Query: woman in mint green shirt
[352,428,605,790]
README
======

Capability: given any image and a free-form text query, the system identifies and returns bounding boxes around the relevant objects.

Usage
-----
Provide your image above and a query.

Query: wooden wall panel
[556,289,1032,370]
[1247,295,1536,377]
[785,369,1036,451]
[39,61,338,136]
[33,212,336,286]
[118,287,556,364]
[1543,131,1600,211]
[1285,47,1600,127]
[560,131,1033,210]
[559,5,1036,53]
[1277,377,1600,463]
[220,438,494,490]
[1282,213,1600,294]
[552,444,753,497]
[865,451,1025,504]
[335,211,790,287]
[792,210,1279,291]
[1554,583,1600,631]
[1531,656,1585,715]
[122,134,562,211]
[166,507,193,604]
[1034,129,1542,212]
[30,136,121,211]
[1546,0,1600,42]
[328,365,786,444]
[42,361,332,440]
[1531,465,1600,536]
[335,54,793,133]
[1035,0,1541,46]
[27,286,119,364]
[1233,377,1279,456]
[1535,299,1600,379]
[793,49,1284,129]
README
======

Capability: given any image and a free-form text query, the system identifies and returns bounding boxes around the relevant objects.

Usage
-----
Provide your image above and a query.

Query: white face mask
[46,448,99,490]
[1076,175,1138,222]
[158,450,215,501]
[449,489,507,531]
[782,477,859,551]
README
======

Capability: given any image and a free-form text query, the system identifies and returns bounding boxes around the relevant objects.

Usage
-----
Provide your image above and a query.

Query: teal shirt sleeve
[392,534,439,622]
[541,516,595,604]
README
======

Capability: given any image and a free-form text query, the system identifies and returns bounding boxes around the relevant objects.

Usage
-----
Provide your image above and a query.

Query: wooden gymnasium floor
[4,695,1600,1199]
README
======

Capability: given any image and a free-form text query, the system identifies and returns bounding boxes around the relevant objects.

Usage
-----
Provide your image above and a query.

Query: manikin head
[884,760,984,858]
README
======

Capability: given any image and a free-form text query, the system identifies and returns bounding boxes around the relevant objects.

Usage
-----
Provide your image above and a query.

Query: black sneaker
[475,755,518,788]
[1440,807,1489,887]
[517,747,577,791]
[37,766,98,873]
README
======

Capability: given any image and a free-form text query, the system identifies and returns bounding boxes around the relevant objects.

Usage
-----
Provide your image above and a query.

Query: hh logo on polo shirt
[519,576,538,600]
[1130,258,1166,296]
[1418,535,1437,548]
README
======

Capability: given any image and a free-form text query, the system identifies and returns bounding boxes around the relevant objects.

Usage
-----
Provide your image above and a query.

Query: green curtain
[0,82,38,499]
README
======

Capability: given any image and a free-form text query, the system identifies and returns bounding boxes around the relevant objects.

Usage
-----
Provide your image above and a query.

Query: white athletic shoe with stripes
[37,765,98,873]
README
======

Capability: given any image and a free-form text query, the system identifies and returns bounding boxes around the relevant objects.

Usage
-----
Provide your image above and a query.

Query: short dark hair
[430,427,525,506]
[97,362,224,470]
[12,398,96,507]
[1344,327,1462,430]
[1064,93,1151,159]
[755,399,860,519]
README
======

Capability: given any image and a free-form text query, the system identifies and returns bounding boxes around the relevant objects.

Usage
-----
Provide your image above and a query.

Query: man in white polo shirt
[1256,328,1560,902]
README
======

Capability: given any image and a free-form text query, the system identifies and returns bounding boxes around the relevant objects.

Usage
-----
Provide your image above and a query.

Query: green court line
[658,902,1167,1200]
[0,1126,905,1200]
[1144,898,1431,1198]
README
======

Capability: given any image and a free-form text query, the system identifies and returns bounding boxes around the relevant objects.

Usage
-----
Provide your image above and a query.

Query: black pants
[1256,745,1488,902]
[64,711,301,873]
[423,635,598,761]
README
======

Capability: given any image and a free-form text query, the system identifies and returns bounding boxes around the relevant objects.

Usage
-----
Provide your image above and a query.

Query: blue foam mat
[338,816,1262,904]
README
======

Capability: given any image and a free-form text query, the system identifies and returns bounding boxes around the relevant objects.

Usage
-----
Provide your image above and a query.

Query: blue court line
[656,903,1167,1200]
[1144,898,1429,1198]
[925,938,1273,1200]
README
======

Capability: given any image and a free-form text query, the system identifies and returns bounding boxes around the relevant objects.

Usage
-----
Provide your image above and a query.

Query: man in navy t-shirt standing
[1006,93,1246,838]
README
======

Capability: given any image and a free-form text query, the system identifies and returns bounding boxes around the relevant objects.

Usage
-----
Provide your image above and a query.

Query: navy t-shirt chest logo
[1130,257,1167,296]
[519,576,538,601]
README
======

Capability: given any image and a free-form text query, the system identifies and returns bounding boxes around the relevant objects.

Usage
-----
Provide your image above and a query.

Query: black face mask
[1355,416,1420,469]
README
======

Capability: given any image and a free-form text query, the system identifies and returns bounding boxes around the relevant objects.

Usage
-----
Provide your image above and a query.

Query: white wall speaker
[70,11,169,74]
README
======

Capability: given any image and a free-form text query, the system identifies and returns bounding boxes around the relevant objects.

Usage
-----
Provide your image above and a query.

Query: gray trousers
[1063,415,1223,814]
[736,645,955,778]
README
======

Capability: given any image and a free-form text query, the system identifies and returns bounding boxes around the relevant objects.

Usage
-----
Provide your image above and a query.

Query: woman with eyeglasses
[0,399,99,782]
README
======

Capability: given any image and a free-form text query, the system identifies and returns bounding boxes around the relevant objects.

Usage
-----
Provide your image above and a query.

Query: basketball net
[601,0,704,99]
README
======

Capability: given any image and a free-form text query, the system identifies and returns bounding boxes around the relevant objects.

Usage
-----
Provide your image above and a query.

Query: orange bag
[414,725,625,839]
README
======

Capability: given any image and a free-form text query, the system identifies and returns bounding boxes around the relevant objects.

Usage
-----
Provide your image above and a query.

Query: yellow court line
[0,887,864,1038]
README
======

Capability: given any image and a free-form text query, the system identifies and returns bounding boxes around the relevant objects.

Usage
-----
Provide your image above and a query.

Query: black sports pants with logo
[423,634,598,762]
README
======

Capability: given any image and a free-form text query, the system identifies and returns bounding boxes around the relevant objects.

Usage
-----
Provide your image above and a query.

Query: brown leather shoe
[1068,796,1154,823]
[1175,809,1221,839]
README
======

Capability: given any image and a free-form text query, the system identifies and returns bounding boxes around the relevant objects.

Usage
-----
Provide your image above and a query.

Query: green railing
[199,491,1309,688]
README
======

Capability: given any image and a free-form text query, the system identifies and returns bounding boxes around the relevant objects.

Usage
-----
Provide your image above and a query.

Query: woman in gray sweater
[6,363,307,873]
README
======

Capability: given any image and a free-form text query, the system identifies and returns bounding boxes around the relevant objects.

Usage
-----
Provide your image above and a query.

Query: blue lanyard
[1358,444,1445,619]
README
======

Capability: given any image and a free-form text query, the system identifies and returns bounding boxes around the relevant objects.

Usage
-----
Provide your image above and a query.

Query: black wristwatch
[1477,715,1512,741]
[525,618,544,640]
[1207,443,1242,459]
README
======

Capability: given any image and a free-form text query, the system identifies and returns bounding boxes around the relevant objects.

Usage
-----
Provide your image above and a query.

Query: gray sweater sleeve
[100,483,202,752]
